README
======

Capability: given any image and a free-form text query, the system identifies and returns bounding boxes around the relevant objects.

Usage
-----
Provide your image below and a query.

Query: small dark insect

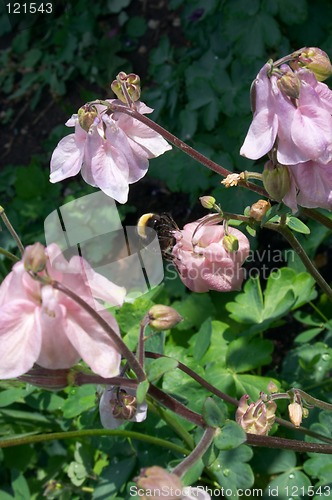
[137,212,179,260]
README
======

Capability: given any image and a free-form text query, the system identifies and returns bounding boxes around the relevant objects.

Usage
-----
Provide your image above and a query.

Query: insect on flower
[137,212,180,261]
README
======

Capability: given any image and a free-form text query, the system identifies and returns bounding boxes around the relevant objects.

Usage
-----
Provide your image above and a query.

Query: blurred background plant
[1,0,332,498]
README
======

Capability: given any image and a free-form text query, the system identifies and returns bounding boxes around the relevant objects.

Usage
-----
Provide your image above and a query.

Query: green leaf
[277,0,308,25]
[147,357,178,383]
[226,337,273,372]
[136,380,149,405]
[107,0,131,13]
[295,327,324,344]
[203,397,227,427]
[93,457,136,499]
[0,388,32,408]
[11,470,30,500]
[226,268,316,329]
[62,386,96,419]
[193,318,212,361]
[214,421,246,450]
[211,446,254,494]
[226,276,264,324]
[125,17,147,38]
[265,470,311,499]
[286,216,311,234]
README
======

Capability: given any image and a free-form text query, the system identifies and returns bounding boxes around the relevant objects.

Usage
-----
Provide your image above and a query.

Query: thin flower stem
[51,281,146,382]
[245,433,332,454]
[0,247,20,262]
[173,427,216,478]
[148,401,195,449]
[0,207,24,256]
[0,429,190,455]
[98,101,268,198]
[73,373,139,389]
[301,207,332,232]
[148,384,205,428]
[138,315,150,367]
[265,223,332,303]
[294,388,332,411]
[145,352,332,445]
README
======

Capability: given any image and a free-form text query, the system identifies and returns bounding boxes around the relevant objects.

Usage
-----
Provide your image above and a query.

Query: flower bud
[111,72,141,103]
[292,47,332,82]
[288,402,303,427]
[249,199,271,221]
[135,466,182,500]
[267,381,279,394]
[78,105,98,132]
[148,305,183,331]
[199,196,216,209]
[277,70,301,99]
[24,242,47,273]
[222,234,239,252]
[263,161,291,201]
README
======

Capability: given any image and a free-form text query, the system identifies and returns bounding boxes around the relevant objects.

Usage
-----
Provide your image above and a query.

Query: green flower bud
[222,234,239,253]
[24,242,47,273]
[292,47,332,82]
[267,381,279,394]
[78,105,98,132]
[111,72,141,103]
[277,70,301,99]
[148,305,183,331]
[199,196,216,209]
[263,162,291,201]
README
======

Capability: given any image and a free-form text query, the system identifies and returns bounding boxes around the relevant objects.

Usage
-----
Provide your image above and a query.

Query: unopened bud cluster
[111,72,141,103]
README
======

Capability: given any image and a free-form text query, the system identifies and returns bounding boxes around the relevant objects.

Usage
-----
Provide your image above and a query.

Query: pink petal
[64,308,121,378]
[291,106,332,164]
[36,286,80,369]
[0,300,41,378]
[240,110,278,159]
[50,127,86,182]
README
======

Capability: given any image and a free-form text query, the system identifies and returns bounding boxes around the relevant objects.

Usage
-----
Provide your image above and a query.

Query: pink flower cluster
[240,52,332,211]
[50,100,171,204]
[0,244,125,379]
[172,219,250,293]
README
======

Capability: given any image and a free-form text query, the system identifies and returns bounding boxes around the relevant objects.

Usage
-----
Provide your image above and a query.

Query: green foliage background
[1,0,332,498]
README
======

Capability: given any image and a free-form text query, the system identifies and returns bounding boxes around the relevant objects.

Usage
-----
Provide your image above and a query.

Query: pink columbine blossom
[263,159,332,212]
[50,100,172,204]
[99,385,147,429]
[172,219,250,293]
[240,63,332,166]
[240,57,332,211]
[0,243,126,380]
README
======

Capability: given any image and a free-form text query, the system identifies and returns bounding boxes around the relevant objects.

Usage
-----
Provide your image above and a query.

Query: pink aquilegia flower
[50,100,172,204]
[99,385,147,429]
[240,48,332,211]
[135,466,211,500]
[172,218,250,293]
[0,243,126,379]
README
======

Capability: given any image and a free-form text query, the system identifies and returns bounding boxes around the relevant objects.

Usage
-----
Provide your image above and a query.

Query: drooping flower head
[0,243,125,379]
[135,466,211,500]
[236,394,277,435]
[240,48,332,211]
[172,217,250,293]
[99,385,147,429]
[50,100,171,204]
